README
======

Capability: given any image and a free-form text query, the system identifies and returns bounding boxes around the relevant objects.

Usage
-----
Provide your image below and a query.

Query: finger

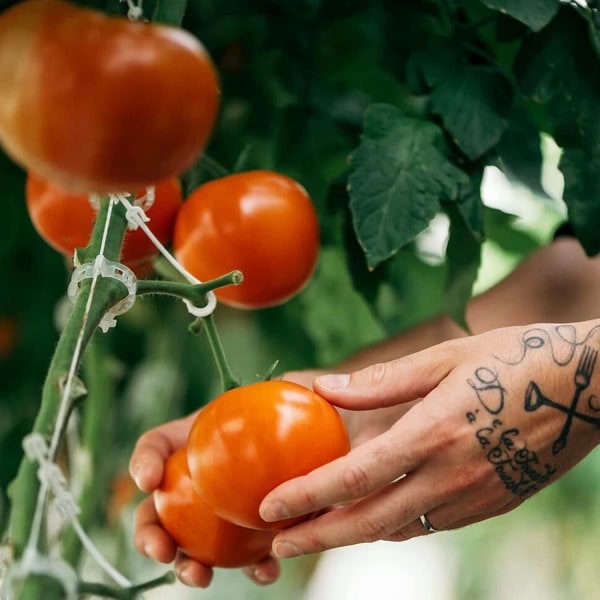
[281,369,324,389]
[260,403,438,523]
[269,473,441,557]
[314,340,463,410]
[129,413,197,492]
[174,551,214,588]
[242,556,281,586]
[386,494,522,542]
[133,496,177,563]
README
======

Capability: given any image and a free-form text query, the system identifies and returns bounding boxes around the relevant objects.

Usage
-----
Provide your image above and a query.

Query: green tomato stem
[78,571,176,599]
[190,313,240,391]
[136,270,242,304]
[7,198,130,599]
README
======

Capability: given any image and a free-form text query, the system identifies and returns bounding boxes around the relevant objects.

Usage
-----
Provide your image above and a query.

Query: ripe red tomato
[187,380,350,530]
[25,173,182,270]
[154,448,275,568]
[0,0,219,193]
[173,171,320,309]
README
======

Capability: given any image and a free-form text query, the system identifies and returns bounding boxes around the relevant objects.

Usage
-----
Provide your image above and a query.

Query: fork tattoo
[525,344,599,454]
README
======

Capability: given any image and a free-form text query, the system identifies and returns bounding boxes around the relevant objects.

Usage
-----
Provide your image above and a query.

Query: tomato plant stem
[7,199,130,599]
[62,334,114,566]
[78,571,175,599]
[136,270,242,304]
[191,314,240,391]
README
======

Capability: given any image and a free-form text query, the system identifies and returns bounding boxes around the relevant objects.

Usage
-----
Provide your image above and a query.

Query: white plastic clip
[183,295,218,319]
[120,0,144,22]
[68,255,137,333]
[1,548,78,600]
[124,205,150,231]
[22,434,80,523]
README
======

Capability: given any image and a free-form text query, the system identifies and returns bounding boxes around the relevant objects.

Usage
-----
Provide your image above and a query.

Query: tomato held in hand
[154,448,275,568]
[25,173,182,270]
[187,381,350,530]
[173,171,319,309]
[0,0,219,193]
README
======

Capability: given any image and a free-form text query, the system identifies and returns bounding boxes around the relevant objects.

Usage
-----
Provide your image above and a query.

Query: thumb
[314,341,460,410]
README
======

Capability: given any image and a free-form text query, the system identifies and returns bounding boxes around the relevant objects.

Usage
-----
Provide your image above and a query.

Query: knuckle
[341,462,372,498]
[367,362,387,387]
[354,515,389,542]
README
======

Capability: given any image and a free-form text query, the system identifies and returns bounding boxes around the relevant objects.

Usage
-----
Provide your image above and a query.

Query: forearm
[337,237,600,372]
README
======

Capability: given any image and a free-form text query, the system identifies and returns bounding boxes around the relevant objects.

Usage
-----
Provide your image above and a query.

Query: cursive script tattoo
[467,367,506,415]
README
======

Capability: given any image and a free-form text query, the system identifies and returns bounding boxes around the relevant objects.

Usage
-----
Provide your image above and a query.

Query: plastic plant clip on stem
[120,0,144,21]
[117,194,218,318]
[68,254,138,333]
[1,434,80,600]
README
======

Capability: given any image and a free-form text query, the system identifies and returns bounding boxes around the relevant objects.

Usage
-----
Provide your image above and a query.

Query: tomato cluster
[26,174,183,274]
[155,381,350,567]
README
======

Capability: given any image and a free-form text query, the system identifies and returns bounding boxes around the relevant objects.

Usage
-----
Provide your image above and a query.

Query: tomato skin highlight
[154,448,275,568]
[0,0,219,193]
[187,380,350,530]
[173,170,320,309]
[25,173,182,268]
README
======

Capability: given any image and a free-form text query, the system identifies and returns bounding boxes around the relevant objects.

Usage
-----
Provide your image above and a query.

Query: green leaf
[430,64,513,160]
[516,5,600,255]
[559,146,600,255]
[348,103,470,269]
[481,0,560,32]
[152,0,188,26]
[455,170,485,241]
[495,106,547,196]
[444,202,482,332]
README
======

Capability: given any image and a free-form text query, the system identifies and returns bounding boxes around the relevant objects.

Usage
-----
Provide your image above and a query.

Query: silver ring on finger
[419,513,440,534]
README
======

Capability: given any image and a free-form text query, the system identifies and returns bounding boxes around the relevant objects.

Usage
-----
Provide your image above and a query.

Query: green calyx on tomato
[186,380,350,530]
[173,170,320,310]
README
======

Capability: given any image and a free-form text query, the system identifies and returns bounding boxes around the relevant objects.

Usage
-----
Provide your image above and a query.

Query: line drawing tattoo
[496,324,600,367]
[525,344,599,454]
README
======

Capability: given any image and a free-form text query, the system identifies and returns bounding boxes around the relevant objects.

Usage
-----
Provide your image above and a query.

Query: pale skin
[129,237,600,586]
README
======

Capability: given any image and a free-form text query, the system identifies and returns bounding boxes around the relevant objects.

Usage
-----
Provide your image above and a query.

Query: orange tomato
[173,171,320,309]
[0,0,219,193]
[154,448,275,568]
[25,173,182,268]
[187,381,350,530]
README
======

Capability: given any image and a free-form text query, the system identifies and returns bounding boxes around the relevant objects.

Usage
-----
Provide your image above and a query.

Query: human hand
[261,322,600,557]
[283,369,415,447]
[129,413,280,587]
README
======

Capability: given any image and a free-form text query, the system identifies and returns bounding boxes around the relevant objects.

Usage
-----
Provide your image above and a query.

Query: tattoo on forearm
[465,326,600,497]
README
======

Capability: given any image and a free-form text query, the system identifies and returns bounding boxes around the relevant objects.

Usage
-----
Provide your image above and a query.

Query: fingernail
[144,543,154,560]
[260,501,290,522]
[315,373,350,390]
[178,566,193,587]
[253,568,274,584]
[130,463,142,489]
[273,541,302,559]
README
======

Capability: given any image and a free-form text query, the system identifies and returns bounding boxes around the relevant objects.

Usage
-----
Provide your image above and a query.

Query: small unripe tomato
[25,173,182,269]
[154,448,275,568]
[187,381,350,530]
[0,0,219,193]
[173,170,320,309]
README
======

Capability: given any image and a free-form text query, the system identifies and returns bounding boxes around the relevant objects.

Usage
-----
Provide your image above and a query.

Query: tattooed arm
[260,321,600,555]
